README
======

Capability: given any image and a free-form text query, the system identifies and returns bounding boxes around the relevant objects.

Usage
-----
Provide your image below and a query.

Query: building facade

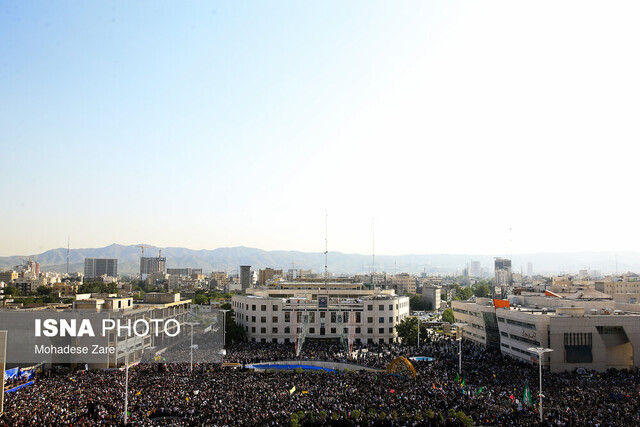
[452,294,640,373]
[232,282,410,345]
[140,257,167,275]
[84,258,118,279]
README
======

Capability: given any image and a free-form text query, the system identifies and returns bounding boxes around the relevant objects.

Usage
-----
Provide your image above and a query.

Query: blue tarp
[247,364,337,373]
[5,381,35,393]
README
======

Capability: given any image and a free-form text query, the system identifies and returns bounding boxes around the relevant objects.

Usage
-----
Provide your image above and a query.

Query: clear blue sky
[2,1,639,257]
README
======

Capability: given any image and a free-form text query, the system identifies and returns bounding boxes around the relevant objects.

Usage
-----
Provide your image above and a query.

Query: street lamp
[452,322,467,375]
[528,347,553,423]
[185,321,200,373]
[117,335,142,425]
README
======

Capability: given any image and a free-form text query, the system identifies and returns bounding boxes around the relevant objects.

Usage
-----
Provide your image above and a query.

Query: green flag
[461,374,465,387]
[523,381,532,406]
[475,387,483,396]
[454,373,460,383]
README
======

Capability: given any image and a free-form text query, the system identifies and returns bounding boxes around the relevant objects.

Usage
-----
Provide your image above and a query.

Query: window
[331,328,336,334]
[389,316,393,323]
[344,328,348,334]
[379,328,384,333]
[388,327,393,333]
[356,327,361,333]
[343,312,349,322]
[284,327,290,334]
[260,316,266,323]
[309,327,315,333]
[356,312,362,322]
[272,316,278,323]
[251,316,256,323]
[379,317,384,323]
[272,338,278,343]
[260,327,266,333]
[320,312,326,318]
[379,304,384,310]
[331,312,337,322]
[284,312,290,322]
[272,327,278,334]
[367,317,373,324]
[251,327,256,333]
[367,328,373,334]
[252,305,256,311]
[261,305,266,311]
[367,305,373,310]
[272,305,278,311]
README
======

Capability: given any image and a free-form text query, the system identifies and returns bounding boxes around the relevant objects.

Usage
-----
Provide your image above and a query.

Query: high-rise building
[494,257,512,288]
[84,258,118,278]
[140,257,166,275]
[527,262,533,277]
[240,265,251,291]
[469,261,482,277]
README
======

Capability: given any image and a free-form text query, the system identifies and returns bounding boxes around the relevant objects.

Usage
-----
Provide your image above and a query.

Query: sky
[1,1,639,257]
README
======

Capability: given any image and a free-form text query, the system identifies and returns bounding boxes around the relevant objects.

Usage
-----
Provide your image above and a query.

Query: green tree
[2,286,22,296]
[442,308,455,324]
[409,294,427,311]
[193,294,208,305]
[474,284,491,298]
[458,287,473,300]
[395,317,429,344]
[36,286,52,296]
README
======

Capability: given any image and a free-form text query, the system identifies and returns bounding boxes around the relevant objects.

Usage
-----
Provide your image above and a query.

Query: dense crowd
[2,330,640,426]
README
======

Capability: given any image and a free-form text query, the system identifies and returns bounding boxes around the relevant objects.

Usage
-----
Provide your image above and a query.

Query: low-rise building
[452,292,640,372]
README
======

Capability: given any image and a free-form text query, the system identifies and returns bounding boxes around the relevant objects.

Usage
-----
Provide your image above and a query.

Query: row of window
[235,301,403,312]
[238,312,399,324]
[246,326,395,335]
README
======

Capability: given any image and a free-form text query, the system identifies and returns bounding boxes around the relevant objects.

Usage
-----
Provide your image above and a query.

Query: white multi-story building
[453,293,640,373]
[232,282,410,345]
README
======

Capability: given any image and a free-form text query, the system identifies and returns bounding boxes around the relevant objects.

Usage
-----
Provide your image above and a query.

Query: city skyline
[2,1,639,257]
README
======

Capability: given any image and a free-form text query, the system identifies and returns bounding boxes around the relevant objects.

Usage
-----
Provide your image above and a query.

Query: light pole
[452,322,467,375]
[416,316,420,347]
[119,334,140,425]
[528,347,553,423]
[185,321,200,373]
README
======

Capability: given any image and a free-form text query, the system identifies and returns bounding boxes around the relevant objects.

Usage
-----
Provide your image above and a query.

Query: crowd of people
[2,330,640,426]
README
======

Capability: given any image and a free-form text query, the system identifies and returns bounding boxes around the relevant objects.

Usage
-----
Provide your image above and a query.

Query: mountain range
[1,244,639,276]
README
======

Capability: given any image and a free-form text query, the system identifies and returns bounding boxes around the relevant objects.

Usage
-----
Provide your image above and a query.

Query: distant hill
[1,244,638,276]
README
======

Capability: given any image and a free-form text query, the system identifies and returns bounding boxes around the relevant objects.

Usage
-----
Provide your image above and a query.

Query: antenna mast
[324,212,328,286]
[372,218,375,274]
[66,237,70,275]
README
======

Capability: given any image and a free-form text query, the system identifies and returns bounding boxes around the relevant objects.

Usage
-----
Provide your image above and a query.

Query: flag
[454,373,460,383]
[475,387,483,396]
[461,375,465,387]
[523,381,533,407]
[289,386,296,395]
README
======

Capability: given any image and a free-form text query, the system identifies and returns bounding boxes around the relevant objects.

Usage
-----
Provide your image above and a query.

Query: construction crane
[137,245,153,258]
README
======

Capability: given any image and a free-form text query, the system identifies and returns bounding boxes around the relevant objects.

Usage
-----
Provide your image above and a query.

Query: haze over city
[2,1,639,257]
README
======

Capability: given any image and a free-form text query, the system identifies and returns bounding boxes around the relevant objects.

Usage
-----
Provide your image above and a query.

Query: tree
[395,316,428,344]
[193,294,208,305]
[409,294,427,311]
[442,308,455,324]
[2,286,22,296]
[36,286,52,296]
[474,284,491,298]
[458,287,473,301]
